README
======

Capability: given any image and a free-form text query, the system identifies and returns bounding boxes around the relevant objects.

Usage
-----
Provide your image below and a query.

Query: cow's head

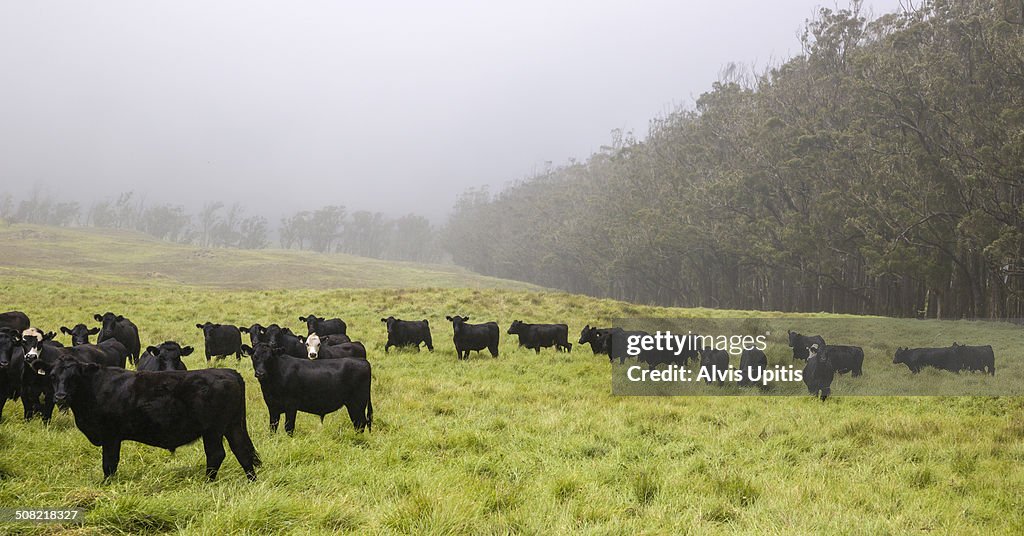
[304,333,323,359]
[0,328,21,369]
[51,357,100,409]
[299,315,323,333]
[242,342,280,379]
[146,341,193,370]
[381,317,397,333]
[808,343,828,364]
[21,331,54,363]
[893,347,907,364]
[578,325,599,345]
[787,330,798,347]
[446,315,469,335]
[507,320,524,335]
[61,324,100,346]
[263,324,289,348]
[239,324,267,346]
[94,312,124,339]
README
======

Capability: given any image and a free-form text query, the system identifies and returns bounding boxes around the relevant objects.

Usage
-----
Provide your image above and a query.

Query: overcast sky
[0,1,903,220]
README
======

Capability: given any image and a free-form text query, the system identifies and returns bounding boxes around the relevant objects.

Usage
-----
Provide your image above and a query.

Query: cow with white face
[21,329,58,364]
[304,333,325,359]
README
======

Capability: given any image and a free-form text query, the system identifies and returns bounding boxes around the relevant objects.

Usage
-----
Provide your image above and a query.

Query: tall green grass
[0,225,1021,534]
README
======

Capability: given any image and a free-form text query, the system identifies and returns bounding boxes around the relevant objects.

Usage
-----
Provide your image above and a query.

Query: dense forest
[443,0,1024,319]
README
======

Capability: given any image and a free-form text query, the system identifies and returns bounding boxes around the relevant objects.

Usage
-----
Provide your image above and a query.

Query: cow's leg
[102,441,121,480]
[225,426,258,481]
[346,403,368,432]
[284,410,297,436]
[40,389,55,423]
[534,347,541,354]
[206,349,212,363]
[384,342,391,354]
[425,336,434,352]
[22,391,35,420]
[268,406,282,432]
[202,433,226,481]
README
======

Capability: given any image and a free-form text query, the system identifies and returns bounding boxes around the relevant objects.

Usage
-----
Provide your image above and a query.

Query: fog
[0,0,902,220]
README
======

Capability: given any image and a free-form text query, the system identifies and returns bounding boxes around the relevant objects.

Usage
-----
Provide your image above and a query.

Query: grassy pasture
[0,225,1022,535]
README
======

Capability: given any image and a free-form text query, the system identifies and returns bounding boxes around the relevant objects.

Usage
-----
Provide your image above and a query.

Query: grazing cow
[94,313,141,365]
[579,326,612,355]
[952,343,995,375]
[803,344,835,401]
[820,345,864,376]
[892,346,961,374]
[699,347,730,386]
[137,342,192,371]
[196,322,243,362]
[242,343,372,435]
[507,320,571,354]
[788,331,826,361]
[446,315,499,360]
[0,311,30,333]
[60,324,100,346]
[381,317,433,352]
[300,333,367,360]
[0,328,25,422]
[239,324,267,347]
[738,348,768,387]
[299,315,347,337]
[50,357,260,481]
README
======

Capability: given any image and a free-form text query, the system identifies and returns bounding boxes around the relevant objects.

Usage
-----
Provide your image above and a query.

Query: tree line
[0,191,439,263]
[443,1,1024,319]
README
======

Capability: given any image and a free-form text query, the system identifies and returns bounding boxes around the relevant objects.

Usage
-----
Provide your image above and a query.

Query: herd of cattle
[0,310,999,481]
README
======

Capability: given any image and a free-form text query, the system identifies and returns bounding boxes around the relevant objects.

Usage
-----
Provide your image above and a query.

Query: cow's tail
[237,378,261,467]
[365,390,373,432]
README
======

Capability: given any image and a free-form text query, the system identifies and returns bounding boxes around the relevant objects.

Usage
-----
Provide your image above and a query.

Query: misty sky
[1,1,903,220]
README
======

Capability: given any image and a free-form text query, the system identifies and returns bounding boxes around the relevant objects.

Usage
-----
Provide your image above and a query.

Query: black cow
[60,324,99,346]
[803,344,835,401]
[788,331,826,361]
[738,348,768,387]
[579,326,612,355]
[94,313,141,365]
[446,315,499,360]
[892,346,961,373]
[239,324,267,347]
[0,328,25,422]
[0,311,30,332]
[952,343,995,375]
[196,322,243,362]
[821,345,864,376]
[381,317,433,352]
[50,357,260,481]
[138,341,192,371]
[699,347,730,386]
[299,315,347,337]
[260,324,307,358]
[242,343,372,435]
[507,320,571,354]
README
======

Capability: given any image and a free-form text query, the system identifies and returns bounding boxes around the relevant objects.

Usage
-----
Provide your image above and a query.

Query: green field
[0,225,1022,535]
